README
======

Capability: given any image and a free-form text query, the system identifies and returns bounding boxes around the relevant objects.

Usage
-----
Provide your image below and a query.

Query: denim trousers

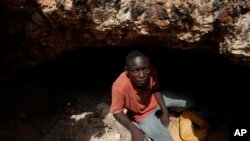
[138,91,195,141]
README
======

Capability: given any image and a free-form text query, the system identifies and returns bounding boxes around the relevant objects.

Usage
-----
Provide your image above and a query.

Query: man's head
[125,50,151,89]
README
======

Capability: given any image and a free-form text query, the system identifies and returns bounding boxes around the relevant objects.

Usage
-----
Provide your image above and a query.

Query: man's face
[125,56,151,88]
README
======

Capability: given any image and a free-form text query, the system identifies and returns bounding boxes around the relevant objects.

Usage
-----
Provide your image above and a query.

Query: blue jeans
[138,91,195,141]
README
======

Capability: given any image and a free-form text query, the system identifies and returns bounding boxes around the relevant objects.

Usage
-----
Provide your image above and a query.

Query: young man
[110,50,194,141]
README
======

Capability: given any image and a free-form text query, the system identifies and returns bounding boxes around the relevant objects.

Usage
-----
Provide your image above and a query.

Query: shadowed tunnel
[1,46,249,116]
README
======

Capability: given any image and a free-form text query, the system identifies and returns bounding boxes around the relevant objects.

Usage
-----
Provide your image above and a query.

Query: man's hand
[130,124,147,141]
[153,91,170,128]
[159,112,170,128]
[113,112,148,141]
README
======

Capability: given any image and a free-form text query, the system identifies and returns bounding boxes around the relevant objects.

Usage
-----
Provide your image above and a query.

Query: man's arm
[154,91,170,127]
[113,112,146,141]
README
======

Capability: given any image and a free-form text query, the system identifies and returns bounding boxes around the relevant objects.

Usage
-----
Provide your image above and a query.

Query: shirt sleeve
[110,86,125,114]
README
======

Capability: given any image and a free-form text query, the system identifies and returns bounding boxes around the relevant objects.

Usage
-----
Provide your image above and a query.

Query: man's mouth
[138,79,147,85]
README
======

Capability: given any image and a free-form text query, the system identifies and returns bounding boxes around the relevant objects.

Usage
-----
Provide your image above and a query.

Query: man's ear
[124,66,128,75]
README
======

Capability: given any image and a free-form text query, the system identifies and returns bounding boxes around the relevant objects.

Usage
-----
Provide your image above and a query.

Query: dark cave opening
[1,46,250,122]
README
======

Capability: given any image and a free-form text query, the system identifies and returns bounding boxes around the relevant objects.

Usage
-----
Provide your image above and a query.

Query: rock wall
[1,0,250,79]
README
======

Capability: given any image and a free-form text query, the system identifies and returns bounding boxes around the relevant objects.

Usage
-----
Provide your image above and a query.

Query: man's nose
[139,70,145,78]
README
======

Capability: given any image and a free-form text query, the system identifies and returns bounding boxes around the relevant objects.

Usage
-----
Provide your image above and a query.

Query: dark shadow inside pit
[1,46,250,141]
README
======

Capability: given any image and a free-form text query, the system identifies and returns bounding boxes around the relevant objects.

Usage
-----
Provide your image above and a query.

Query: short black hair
[125,50,148,66]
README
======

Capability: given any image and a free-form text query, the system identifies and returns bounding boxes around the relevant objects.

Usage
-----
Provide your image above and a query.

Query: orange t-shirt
[110,66,159,122]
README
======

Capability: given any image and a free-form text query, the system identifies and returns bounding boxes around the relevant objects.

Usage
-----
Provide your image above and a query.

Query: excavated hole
[0,46,249,141]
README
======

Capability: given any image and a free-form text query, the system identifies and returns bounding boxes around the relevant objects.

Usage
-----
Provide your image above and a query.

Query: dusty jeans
[138,91,195,141]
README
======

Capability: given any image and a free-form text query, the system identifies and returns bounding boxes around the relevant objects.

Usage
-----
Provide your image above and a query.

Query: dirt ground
[0,82,241,141]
